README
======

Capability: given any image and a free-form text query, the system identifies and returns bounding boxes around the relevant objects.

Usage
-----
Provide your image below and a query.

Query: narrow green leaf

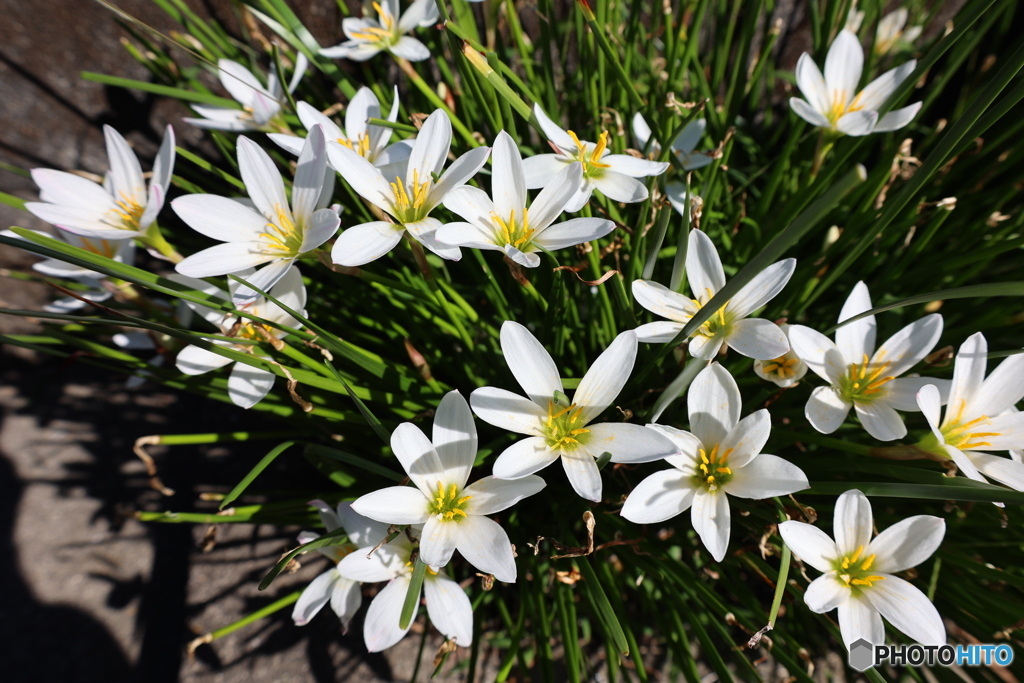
[304,443,403,481]
[220,441,298,510]
[576,557,629,656]
[323,361,393,446]
[805,480,1024,505]
[400,557,428,629]
[259,526,348,590]
[80,72,239,107]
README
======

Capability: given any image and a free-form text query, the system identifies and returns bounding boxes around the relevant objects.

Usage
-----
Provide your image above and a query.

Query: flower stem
[141,222,183,263]
[408,236,476,350]
[400,556,428,629]
[810,130,836,178]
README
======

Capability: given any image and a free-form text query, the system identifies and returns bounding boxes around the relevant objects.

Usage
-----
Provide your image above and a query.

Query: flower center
[941,401,1000,451]
[339,132,372,158]
[427,481,472,522]
[79,237,118,258]
[693,444,733,492]
[349,2,398,45]
[390,170,432,223]
[837,354,894,404]
[566,130,611,177]
[323,542,357,564]
[690,289,730,340]
[761,354,799,379]
[832,544,884,591]
[403,560,439,576]
[259,204,304,255]
[542,400,591,452]
[107,192,145,231]
[826,89,866,125]
[492,207,535,251]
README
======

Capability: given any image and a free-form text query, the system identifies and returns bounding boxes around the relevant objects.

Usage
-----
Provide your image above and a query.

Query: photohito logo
[848,639,1015,672]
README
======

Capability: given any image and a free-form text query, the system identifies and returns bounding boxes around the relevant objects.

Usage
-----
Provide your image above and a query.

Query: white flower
[320,0,438,63]
[471,322,678,502]
[631,229,795,360]
[754,324,808,388]
[184,56,307,132]
[436,131,614,267]
[622,363,808,561]
[845,3,864,32]
[779,489,946,649]
[352,391,545,582]
[789,281,947,441]
[173,126,340,304]
[915,332,1024,492]
[790,29,921,136]
[327,109,490,266]
[291,500,380,632]
[268,86,413,179]
[337,525,472,652]
[523,104,669,212]
[25,125,175,240]
[172,265,306,409]
[875,9,922,56]
[631,113,713,171]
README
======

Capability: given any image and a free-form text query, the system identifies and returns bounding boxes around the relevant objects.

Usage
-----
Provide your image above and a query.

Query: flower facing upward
[779,489,946,649]
[436,131,615,267]
[754,324,808,388]
[631,113,714,171]
[172,265,307,409]
[632,229,795,360]
[184,57,307,132]
[621,363,808,561]
[328,109,490,266]
[915,332,1024,493]
[470,322,678,502]
[25,125,175,240]
[790,29,921,136]
[522,104,669,212]
[788,281,947,441]
[173,126,340,304]
[352,391,545,582]
[320,0,438,63]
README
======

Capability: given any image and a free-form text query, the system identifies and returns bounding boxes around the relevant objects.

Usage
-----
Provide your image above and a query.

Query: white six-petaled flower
[436,131,614,267]
[172,265,306,409]
[328,109,490,266]
[779,489,946,649]
[352,390,545,582]
[915,332,1024,492]
[631,113,714,171]
[471,322,678,502]
[25,124,175,241]
[173,126,340,304]
[268,86,413,179]
[790,29,921,136]
[337,524,472,652]
[621,363,809,561]
[320,0,438,63]
[753,324,808,388]
[632,229,795,361]
[184,57,307,132]
[789,281,947,441]
[523,104,669,212]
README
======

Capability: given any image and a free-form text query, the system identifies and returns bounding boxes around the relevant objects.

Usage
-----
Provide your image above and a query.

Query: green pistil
[543,400,591,452]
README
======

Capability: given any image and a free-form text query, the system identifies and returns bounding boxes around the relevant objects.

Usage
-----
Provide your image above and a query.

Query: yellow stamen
[565,129,612,175]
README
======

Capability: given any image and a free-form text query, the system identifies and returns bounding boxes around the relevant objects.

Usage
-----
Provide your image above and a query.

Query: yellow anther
[493,207,535,250]
[565,129,611,174]
[543,399,591,451]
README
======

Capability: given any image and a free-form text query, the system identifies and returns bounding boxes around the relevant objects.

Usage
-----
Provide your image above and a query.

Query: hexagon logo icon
[848,638,876,671]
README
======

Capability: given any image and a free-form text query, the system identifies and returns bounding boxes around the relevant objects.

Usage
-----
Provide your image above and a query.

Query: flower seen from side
[779,489,946,649]
[320,0,438,63]
[436,131,615,267]
[631,113,713,170]
[184,57,307,132]
[874,9,922,56]
[632,229,795,360]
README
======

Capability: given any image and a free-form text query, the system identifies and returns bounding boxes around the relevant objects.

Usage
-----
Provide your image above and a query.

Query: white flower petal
[835,281,876,362]
[335,501,391,547]
[947,445,986,482]
[503,244,540,268]
[686,229,726,299]
[717,410,771,469]
[269,133,305,157]
[491,131,525,220]
[864,575,946,646]
[947,332,987,419]
[469,386,547,436]
[398,0,439,30]
[646,423,703,470]
[435,221,501,251]
[217,59,267,106]
[299,208,341,252]
[854,401,906,441]
[873,103,922,133]
[463,475,546,515]
[344,87,379,141]
[972,351,1024,417]
[227,362,276,408]
[588,423,678,464]
[391,422,447,496]
[292,125,328,223]
[561,451,602,502]
[433,390,477,489]
[688,363,741,447]
[232,258,294,305]
[691,488,731,562]
[836,110,879,137]
[727,259,796,319]
[884,377,950,411]
[872,314,942,378]
[427,146,491,211]
[726,318,790,361]
[824,30,864,109]
[634,321,685,343]
[601,155,669,178]
[631,279,696,324]
[789,97,831,128]
[31,168,114,212]
[423,576,473,645]
[407,110,452,185]
[589,172,648,204]
[915,383,945,437]
[522,153,570,189]
[237,137,292,225]
[292,569,339,625]
[533,217,615,251]
[965,451,1024,491]
[806,386,852,434]
[442,185,497,227]
[364,575,416,652]
[532,103,578,153]
[631,112,654,150]
[175,242,272,278]
[620,469,696,524]
[24,203,130,239]
[977,412,1024,451]
[331,578,362,632]
[176,344,232,375]
[855,61,916,111]
[794,52,830,116]
[103,125,146,206]
[338,543,409,582]
[184,109,250,131]
[778,520,839,573]
[573,330,637,424]
[327,143,394,210]
[804,574,848,613]
[837,594,885,649]
[406,218,462,260]
[788,325,846,383]
[419,516,458,568]
[353,486,431,524]
[171,194,268,242]
[453,514,517,582]
[491,436,558,479]
[868,515,945,574]
[331,221,404,267]
[389,36,431,61]
[527,162,584,231]
[672,118,707,156]
[499,320,563,408]
[834,489,873,556]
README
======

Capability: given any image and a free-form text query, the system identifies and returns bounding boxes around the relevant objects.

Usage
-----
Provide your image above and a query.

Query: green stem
[140,222,183,263]
[400,557,428,629]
